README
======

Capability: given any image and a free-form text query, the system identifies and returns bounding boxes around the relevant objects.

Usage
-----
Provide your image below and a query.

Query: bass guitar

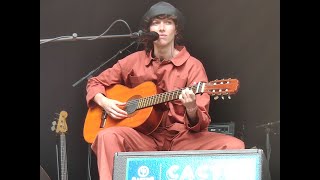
[83,79,239,143]
[51,111,69,180]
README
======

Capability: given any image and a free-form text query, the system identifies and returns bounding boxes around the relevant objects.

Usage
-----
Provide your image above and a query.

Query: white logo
[138,166,149,177]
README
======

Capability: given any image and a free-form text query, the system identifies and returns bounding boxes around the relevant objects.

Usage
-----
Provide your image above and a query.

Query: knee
[226,136,245,149]
[95,126,133,142]
[91,129,117,154]
[95,127,122,141]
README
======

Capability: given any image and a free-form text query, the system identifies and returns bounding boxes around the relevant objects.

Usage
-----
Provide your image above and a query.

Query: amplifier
[208,121,235,136]
[113,149,271,180]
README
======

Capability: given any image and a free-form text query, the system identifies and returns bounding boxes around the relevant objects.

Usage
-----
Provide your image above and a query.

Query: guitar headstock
[51,110,68,134]
[202,78,239,100]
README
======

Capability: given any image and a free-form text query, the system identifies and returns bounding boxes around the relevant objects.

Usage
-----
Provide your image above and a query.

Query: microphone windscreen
[149,31,159,41]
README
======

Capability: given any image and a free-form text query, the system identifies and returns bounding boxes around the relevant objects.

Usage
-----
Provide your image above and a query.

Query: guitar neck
[133,83,203,109]
[60,134,68,180]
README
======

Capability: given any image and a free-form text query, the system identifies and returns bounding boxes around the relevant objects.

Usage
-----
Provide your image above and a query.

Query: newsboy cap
[140,1,185,29]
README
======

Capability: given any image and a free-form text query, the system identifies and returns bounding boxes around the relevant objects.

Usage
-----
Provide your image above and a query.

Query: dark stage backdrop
[40,0,279,180]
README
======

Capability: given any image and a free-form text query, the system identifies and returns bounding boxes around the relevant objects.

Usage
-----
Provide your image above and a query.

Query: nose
[159,22,165,31]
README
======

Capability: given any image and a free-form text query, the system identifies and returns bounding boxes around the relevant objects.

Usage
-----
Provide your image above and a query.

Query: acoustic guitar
[51,111,69,180]
[83,79,239,143]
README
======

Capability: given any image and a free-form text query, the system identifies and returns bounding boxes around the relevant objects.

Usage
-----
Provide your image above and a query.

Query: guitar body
[83,81,165,143]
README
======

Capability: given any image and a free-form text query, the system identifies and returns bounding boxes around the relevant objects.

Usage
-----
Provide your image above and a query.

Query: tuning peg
[228,95,231,99]
[221,96,225,100]
[214,96,219,100]
[51,126,56,131]
[52,121,56,125]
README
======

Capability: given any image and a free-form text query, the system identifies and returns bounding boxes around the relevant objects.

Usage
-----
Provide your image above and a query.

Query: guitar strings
[124,85,197,109]
[124,79,231,108]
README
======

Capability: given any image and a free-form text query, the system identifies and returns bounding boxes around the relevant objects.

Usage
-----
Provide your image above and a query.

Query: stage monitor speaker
[40,165,51,180]
[113,149,270,180]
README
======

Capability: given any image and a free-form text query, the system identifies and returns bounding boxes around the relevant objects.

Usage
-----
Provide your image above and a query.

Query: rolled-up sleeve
[86,62,123,108]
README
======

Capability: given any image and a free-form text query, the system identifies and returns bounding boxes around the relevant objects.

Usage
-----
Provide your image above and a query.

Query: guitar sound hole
[125,102,138,114]
[125,95,141,114]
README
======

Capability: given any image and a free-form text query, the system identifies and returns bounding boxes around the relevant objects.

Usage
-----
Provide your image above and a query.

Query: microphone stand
[40,32,143,44]
[40,30,145,86]
[256,121,280,165]
[40,20,145,86]
[72,40,137,87]
[40,32,143,86]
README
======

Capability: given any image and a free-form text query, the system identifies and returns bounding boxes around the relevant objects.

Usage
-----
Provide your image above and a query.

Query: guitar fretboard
[132,83,202,109]
[60,134,68,180]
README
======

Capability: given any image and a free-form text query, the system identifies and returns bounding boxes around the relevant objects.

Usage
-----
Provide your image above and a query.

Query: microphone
[131,30,159,41]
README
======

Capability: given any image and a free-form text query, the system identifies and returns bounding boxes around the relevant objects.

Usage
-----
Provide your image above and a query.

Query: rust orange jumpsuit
[86,46,245,180]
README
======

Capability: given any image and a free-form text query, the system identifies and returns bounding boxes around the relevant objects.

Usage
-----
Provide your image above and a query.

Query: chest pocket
[173,76,187,90]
